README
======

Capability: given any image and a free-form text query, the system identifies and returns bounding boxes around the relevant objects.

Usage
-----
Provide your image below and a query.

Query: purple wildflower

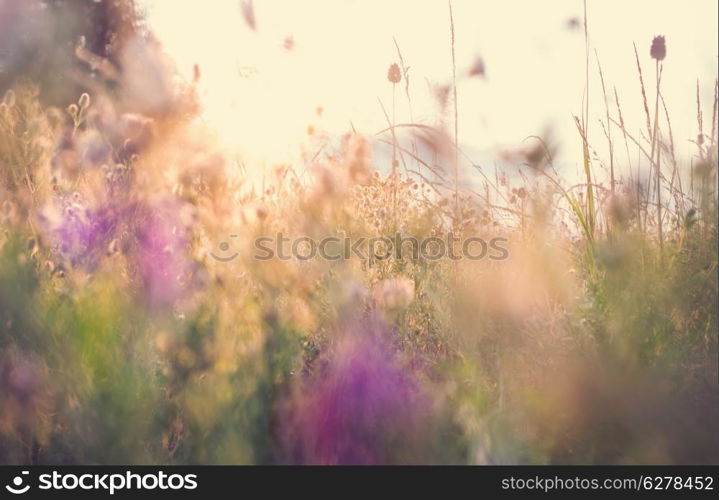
[280,332,429,464]
[47,202,118,269]
[133,201,194,307]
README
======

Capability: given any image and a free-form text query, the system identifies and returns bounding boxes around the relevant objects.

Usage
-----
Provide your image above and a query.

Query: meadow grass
[0,1,717,464]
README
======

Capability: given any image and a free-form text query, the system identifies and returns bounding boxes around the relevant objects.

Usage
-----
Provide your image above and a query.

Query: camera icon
[5,471,30,494]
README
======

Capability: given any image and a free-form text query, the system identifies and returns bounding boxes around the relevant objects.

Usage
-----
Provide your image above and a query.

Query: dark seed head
[650,35,666,61]
[387,63,401,84]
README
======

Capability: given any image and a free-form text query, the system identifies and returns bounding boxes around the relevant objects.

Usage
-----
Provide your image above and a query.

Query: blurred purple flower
[49,203,118,269]
[42,195,195,307]
[134,201,194,307]
[280,333,428,464]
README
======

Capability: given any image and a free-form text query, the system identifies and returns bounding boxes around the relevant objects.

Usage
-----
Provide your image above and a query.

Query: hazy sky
[139,0,718,175]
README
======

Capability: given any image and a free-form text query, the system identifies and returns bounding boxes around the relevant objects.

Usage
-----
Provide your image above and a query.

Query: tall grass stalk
[650,59,664,251]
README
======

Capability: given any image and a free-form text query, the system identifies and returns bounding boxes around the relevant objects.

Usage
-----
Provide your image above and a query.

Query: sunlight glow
[141,0,718,172]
